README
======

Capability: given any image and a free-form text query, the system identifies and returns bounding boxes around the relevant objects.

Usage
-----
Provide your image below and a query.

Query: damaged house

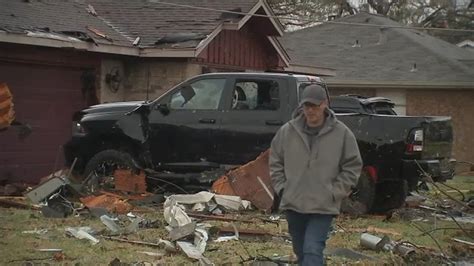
[0,0,332,183]
[280,12,474,163]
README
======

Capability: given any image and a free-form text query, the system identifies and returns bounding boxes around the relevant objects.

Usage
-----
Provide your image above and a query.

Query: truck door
[216,77,288,165]
[148,77,229,166]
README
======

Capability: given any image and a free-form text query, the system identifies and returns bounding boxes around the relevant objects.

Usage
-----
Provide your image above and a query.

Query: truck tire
[341,172,376,215]
[373,180,408,213]
[83,149,138,193]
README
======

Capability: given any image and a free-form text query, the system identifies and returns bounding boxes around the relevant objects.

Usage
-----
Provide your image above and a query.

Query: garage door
[0,62,87,183]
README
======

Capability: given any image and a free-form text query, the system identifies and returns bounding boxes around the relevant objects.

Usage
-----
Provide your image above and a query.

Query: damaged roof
[0,0,131,46]
[0,0,261,50]
[87,0,259,48]
[280,12,474,87]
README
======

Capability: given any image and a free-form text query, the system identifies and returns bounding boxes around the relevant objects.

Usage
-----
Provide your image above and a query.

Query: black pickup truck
[64,73,455,212]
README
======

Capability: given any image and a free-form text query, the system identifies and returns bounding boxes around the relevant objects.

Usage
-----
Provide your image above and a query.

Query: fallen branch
[452,238,474,247]
[0,199,38,210]
[102,236,161,247]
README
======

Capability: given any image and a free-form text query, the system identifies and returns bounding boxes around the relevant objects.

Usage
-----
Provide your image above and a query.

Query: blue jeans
[286,210,334,266]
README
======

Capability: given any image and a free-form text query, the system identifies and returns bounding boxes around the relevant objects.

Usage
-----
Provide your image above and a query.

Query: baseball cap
[300,84,328,106]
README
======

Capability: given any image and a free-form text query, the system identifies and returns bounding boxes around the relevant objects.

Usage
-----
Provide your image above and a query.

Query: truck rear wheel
[341,172,376,215]
[83,149,138,193]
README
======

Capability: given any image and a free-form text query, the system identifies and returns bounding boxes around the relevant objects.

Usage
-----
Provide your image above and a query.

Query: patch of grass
[0,175,472,265]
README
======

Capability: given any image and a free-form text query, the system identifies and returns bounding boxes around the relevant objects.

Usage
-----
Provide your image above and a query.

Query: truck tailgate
[421,116,453,160]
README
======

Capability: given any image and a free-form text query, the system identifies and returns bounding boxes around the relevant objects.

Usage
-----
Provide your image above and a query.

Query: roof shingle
[281,12,474,84]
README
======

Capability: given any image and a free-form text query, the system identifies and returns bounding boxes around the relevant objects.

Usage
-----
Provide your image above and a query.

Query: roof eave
[284,64,336,77]
[0,32,200,58]
[0,32,139,56]
[237,0,284,36]
[326,80,474,89]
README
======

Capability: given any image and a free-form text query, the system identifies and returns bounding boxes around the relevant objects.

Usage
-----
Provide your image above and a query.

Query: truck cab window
[170,78,226,110]
[231,80,279,111]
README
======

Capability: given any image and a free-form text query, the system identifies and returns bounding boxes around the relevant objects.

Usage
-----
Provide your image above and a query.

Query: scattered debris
[22,229,48,235]
[452,238,474,247]
[100,215,121,233]
[218,225,271,238]
[155,33,206,45]
[37,248,62,252]
[103,236,176,252]
[163,197,192,227]
[212,150,273,211]
[132,37,140,46]
[176,241,213,265]
[0,198,38,210]
[137,251,165,258]
[114,169,147,193]
[215,224,239,243]
[86,4,97,16]
[25,176,68,205]
[168,222,196,241]
[86,26,112,42]
[80,193,133,214]
[187,213,254,223]
[325,247,379,261]
[360,233,415,257]
[65,227,99,245]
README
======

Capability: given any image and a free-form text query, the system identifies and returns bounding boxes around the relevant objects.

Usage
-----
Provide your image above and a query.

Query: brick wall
[407,89,474,163]
[100,59,202,103]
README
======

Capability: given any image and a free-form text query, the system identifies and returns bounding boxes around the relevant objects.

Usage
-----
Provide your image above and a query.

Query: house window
[231,80,280,111]
[170,78,226,110]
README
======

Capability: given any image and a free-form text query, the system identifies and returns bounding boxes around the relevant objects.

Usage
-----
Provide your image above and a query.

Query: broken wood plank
[218,226,272,236]
[366,226,401,237]
[187,213,253,223]
[0,198,38,210]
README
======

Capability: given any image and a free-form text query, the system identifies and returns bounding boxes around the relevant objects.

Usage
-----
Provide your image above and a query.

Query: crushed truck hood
[82,101,146,114]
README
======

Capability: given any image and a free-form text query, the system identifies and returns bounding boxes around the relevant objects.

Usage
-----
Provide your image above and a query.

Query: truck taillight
[414,129,423,142]
[406,128,423,154]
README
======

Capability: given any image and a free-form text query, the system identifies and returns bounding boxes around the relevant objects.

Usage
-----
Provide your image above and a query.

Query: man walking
[269,84,362,265]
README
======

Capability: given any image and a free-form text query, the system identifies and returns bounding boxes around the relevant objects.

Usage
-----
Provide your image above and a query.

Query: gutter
[326,80,474,90]
[0,31,196,58]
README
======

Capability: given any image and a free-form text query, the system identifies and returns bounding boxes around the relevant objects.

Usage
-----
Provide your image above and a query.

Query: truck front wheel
[83,149,138,193]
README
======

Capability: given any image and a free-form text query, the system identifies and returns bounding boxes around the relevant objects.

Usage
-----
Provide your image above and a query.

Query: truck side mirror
[155,103,170,115]
[180,85,196,104]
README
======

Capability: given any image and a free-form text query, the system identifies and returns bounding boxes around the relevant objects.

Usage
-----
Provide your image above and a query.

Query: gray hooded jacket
[269,108,362,214]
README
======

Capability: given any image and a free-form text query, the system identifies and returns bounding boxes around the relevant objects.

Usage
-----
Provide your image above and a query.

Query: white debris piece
[22,229,48,235]
[194,228,209,253]
[163,198,192,227]
[65,227,99,245]
[168,191,215,205]
[100,215,121,233]
[214,195,243,211]
[214,223,239,243]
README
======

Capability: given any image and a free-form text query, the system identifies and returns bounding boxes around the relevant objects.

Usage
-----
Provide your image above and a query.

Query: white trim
[326,80,474,89]
[238,0,262,30]
[457,39,474,48]
[140,47,195,57]
[0,32,139,56]
[268,37,290,67]
[237,0,284,36]
[195,24,223,57]
[261,0,284,36]
[284,64,336,76]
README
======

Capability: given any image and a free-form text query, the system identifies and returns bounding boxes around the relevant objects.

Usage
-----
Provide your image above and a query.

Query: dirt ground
[1,175,473,265]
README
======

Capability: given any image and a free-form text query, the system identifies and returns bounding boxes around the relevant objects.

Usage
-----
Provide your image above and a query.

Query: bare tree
[268,0,473,43]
